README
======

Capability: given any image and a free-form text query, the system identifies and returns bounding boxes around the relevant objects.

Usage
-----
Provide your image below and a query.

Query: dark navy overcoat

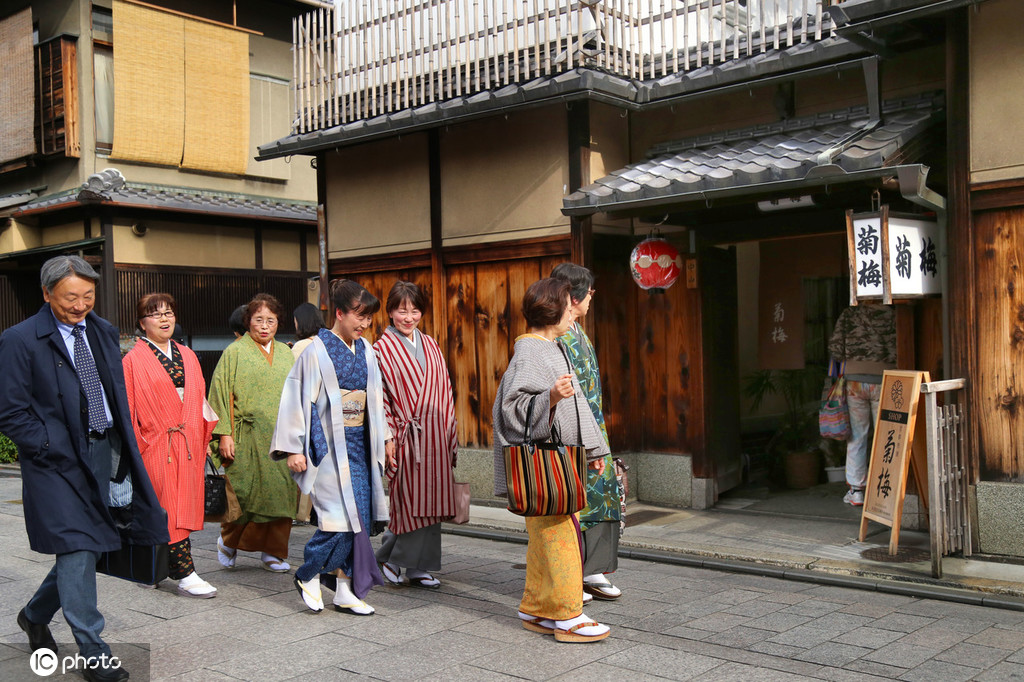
[0,305,169,554]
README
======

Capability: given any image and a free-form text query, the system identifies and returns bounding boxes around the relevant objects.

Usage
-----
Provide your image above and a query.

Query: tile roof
[11,169,316,224]
[563,91,943,214]
[258,36,865,159]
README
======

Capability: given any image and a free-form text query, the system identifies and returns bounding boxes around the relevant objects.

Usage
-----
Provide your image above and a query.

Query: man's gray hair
[40,255,100,292]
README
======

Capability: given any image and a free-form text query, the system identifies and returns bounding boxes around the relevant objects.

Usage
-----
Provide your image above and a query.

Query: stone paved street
[3,472,1024,680]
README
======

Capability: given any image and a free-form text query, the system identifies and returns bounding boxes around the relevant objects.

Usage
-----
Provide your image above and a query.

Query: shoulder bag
[503,389,588,517]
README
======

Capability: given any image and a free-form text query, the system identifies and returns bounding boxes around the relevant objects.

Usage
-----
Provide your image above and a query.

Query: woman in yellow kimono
[492,278,611,643]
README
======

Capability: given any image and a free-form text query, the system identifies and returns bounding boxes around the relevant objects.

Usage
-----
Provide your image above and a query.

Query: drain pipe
[896,165,950,380]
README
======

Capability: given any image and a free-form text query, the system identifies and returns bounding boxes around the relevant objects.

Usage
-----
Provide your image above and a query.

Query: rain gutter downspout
[815,58,883,166]
[896,165,950,379]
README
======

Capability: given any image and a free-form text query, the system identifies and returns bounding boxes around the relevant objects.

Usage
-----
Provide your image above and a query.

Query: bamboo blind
[294,0,832,132]
[182,20,250,174]
[111,0,186,166]
[0,8,37,164]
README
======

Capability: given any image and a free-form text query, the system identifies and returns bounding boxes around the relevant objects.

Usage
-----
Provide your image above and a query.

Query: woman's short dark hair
[229,304,247,336]
[293,302,325,340]
[136,293,176,326]
[330,279,380,316]
[243,293,285,329]
[386,281,427,315]
[550,262,594,303]
[522,278,570,328]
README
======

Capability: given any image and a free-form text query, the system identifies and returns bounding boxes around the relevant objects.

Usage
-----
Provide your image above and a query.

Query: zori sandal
[519,616,555,635]
[406,575,441,589]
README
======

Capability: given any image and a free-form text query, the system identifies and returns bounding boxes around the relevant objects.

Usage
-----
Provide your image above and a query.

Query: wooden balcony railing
[293,0,834,133]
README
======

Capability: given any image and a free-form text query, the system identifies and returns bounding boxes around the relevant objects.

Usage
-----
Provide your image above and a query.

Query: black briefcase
[96,505,169,585]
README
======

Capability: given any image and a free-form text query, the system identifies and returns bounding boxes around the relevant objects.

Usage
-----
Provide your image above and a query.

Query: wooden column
[946,10,977,480]
[567,100,593,270]
[99,215,117,327]
[316,152,329,317]
[568,101,594,337]
[428,129,448,353]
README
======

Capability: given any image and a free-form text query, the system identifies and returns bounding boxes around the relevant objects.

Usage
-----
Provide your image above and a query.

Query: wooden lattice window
[35,35,80,158]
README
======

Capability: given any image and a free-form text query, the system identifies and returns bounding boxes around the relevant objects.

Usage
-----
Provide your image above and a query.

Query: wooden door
[700,245,742,494]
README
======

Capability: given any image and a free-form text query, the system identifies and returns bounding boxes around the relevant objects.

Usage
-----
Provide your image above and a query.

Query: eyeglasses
[252,317,278,327]
[145,310,175,320]
[588,288,596,297]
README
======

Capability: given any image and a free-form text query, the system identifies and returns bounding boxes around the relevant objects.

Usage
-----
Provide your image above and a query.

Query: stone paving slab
[5,473,1024,679]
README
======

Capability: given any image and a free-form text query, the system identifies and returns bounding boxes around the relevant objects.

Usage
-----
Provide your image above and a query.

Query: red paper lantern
[630,237,682,293]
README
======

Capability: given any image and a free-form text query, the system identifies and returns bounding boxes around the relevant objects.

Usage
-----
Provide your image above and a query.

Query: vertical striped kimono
[123,338,217,543]
[373,327,458,535]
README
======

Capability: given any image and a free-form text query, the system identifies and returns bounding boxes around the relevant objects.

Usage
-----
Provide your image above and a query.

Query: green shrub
[0,433,18,464]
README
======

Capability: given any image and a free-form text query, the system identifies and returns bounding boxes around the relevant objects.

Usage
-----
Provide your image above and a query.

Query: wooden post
[428,130,448,356]
[100,215,117,327]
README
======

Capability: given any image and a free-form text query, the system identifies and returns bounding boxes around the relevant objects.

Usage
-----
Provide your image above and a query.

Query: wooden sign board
[859,370,930,553]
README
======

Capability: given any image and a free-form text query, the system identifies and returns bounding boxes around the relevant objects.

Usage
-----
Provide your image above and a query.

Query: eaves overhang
[563,91,943,217]
[257,37,867,160]
[562,164,930,218]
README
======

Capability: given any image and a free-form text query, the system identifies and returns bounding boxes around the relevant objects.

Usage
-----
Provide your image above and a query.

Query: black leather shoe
[17,608,56,653]
[81,662,130,682]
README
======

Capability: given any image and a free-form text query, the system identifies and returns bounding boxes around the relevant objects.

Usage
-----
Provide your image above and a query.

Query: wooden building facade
[262,0,1024,555]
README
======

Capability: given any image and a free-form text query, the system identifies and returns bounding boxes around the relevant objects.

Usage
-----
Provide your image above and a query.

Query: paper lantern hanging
[630,237,682,293]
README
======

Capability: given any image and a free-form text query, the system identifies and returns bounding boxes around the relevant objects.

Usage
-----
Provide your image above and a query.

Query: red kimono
[374,328,458,534]
[123,339,217,543]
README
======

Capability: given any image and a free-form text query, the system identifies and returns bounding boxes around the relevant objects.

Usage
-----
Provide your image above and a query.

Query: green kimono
[209,334,297,522]
[560,322,620,530]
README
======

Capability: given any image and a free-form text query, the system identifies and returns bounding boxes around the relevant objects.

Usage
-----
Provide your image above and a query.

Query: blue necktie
[72,326,107,433]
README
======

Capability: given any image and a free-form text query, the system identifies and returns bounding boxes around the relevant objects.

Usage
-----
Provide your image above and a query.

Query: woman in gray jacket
[492,277,611,643]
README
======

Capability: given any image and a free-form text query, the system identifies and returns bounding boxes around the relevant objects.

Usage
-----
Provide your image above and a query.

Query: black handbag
[205,455,228,517]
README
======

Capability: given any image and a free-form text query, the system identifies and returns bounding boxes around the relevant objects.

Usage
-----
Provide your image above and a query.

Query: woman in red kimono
[123,293,218,597]
[373,281,458,588]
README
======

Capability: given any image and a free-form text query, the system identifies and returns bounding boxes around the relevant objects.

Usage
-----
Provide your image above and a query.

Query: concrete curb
[443,524,1024,613]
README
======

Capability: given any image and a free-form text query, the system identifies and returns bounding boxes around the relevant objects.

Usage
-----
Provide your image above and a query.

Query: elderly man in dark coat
[0,255,168,682]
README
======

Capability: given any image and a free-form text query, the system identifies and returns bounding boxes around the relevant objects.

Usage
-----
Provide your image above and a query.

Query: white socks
[296,576,324,612]
[555,613,610,637]
[334,578,374,615]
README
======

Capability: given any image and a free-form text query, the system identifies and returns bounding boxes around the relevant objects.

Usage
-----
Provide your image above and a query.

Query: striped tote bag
[504,394,588,517]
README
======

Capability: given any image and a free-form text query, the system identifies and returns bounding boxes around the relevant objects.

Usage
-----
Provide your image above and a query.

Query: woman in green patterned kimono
[209,293,297,572]
[552,263,623,601]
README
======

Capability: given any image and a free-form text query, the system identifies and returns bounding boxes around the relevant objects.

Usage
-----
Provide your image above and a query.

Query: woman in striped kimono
[373,281,458,588]
[123,293,218,597]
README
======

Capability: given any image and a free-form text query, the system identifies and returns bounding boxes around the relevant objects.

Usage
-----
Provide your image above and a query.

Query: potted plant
[742,365,827,489]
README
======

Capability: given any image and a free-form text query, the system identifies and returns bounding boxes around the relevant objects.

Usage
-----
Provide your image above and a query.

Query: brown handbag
[451,481,471,524]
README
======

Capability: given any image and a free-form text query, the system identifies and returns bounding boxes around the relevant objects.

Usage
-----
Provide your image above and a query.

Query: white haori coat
[270,335,390,533]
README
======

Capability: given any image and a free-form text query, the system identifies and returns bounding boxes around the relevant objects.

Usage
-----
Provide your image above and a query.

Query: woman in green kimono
[551,263,623,601]
[209,293,297,572]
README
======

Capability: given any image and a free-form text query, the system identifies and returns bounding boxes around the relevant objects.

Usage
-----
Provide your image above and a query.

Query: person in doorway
[271,279,393,615]
[374,281,459,589]
[492,278,611,643]
[123,293,218,598]
[550,263,622,602]
[0,255,168,682]
[827,302,897,506]
[209,293,297,571]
